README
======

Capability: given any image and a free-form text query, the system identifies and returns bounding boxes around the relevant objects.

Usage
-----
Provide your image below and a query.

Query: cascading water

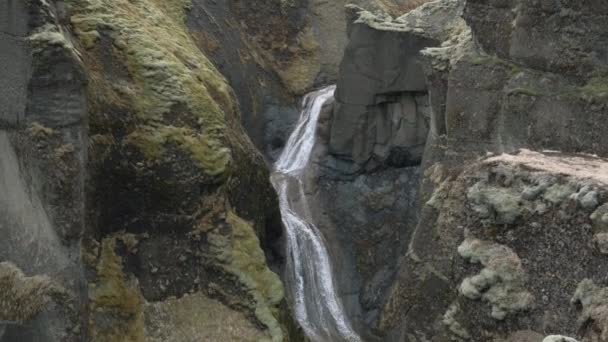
[270,86,362,342]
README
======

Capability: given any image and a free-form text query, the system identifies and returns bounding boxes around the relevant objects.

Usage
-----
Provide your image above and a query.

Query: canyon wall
[0,0,401,340]
[319,0,608,340]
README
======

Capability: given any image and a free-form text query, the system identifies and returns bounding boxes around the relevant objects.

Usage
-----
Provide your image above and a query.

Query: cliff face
[1,0,405,340]
[6,0,608,341]
[320,0,608,340]
[0,0,299,340]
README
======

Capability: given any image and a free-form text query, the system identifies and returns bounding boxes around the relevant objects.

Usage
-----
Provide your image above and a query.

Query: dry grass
[379,0,432,16]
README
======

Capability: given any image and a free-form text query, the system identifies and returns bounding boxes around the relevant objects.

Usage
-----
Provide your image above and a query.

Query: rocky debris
[458,238,534,320]
[143,292,268,342]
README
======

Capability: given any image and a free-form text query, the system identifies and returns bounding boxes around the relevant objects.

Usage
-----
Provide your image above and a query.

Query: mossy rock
[88,236,145,342]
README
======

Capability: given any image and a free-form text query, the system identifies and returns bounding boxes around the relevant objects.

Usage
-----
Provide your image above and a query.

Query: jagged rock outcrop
[328,1,464,171]
[322,0,608,340]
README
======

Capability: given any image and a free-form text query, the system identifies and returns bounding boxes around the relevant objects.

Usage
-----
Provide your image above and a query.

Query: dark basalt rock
[329,17,436,169]
[0,1,88,341]
[464,0,608,78]
[323,0,608,340]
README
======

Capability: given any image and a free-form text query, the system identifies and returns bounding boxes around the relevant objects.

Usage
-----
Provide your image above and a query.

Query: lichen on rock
[442,303,470,340]
[467,181,524,224]
[458,238,534,320]
[571,279,608,340]
[591,204,608,233]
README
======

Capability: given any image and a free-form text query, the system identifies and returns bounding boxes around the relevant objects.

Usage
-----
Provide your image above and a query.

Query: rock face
[1,0,88,340]
[319,0,608,340]
[328,1,466,170]
[183,0,414,161]
[0,0,306,340]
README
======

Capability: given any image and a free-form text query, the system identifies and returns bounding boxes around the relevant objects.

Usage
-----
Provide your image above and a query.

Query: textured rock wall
[0,0,88,340]
[325,0,608,340]
[0,0,309,340]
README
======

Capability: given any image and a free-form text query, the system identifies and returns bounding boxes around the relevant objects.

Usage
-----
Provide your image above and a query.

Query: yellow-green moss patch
[125,125,231,176]
[208,210,286,342]
[88,236,145,342]
[67,0,236,176]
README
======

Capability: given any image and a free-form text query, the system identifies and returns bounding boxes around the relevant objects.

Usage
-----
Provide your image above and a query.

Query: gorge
[3,0,608,341]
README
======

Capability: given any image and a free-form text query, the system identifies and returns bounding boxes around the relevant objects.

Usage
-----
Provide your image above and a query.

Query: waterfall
[0,131,69,272]
[270,86,362,342]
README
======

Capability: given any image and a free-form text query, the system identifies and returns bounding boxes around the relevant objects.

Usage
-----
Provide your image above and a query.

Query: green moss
[28,122,56,138]
[207,210,286,341]
[125,125,231,176]
[89,236,145,342]
[67,0,236,176]
[225,211,285,342]
[580,77,608,98]
[29,24,74,51]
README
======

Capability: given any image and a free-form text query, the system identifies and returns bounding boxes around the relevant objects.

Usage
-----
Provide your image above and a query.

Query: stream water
[270,86,362,342]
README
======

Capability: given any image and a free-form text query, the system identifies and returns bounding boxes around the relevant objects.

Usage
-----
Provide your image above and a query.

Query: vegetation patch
[67,0,236,176]
[0,262,61,323]
[207,209,286,342]
[88,236,145,342]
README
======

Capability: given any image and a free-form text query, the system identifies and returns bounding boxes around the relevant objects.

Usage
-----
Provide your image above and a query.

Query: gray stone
[0,0,30,127]
[464,0,608,77]
[329,7,440,167]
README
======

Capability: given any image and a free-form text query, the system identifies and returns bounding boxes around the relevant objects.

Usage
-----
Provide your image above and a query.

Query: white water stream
[270,86,362,342]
